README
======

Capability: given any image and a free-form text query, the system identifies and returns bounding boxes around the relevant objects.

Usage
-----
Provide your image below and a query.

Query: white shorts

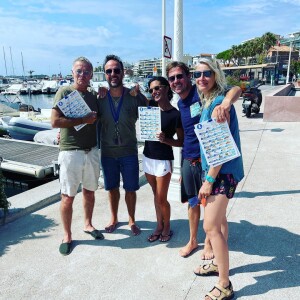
[142,155,172,177]
[58,147,100,197]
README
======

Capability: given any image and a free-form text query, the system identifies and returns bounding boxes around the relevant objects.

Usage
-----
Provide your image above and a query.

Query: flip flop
[159,230,173,242]
[105,224,118,233]
[147,233,161,242]
[59,241,72,256]
[130,224,141,236]
[84,229,104,240]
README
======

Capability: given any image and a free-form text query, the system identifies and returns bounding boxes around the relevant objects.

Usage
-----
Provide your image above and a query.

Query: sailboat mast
[9,46,15,76]
[21,51,25,79]
[3,46,8,76]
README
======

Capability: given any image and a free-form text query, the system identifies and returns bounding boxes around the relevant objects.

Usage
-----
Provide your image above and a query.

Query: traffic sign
[164,35,172,59]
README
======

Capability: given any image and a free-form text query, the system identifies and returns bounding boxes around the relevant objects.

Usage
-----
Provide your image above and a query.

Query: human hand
[98,86,108,99]
[214,102,230,123]
[129,84,140,97]
[83,111,97,124]
[198,181,213,199]
[156,131,166,143]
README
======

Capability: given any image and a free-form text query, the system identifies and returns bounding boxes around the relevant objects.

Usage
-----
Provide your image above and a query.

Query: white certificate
[138,106,161,141]
[57,90,92,131]
[194,118,240,167]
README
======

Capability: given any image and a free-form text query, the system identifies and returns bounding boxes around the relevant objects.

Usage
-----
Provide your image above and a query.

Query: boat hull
[7,117,52,141]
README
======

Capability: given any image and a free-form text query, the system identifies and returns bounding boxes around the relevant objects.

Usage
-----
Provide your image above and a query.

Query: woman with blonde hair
[193,58,244,300]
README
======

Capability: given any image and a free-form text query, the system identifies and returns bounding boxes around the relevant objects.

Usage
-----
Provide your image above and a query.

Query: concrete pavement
[0,85,299,299]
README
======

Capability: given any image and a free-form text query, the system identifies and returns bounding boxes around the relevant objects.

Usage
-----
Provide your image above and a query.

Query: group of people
[51,54,244,300]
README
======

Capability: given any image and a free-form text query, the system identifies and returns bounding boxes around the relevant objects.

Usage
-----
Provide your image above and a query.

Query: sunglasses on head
[75,69,91,76]
[105,68,121,75]
[194,70,212,78]
[149,85,166,94]
[168,73,184,82]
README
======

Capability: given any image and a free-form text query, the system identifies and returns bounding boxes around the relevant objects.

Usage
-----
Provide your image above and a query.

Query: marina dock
[0,138,59,178]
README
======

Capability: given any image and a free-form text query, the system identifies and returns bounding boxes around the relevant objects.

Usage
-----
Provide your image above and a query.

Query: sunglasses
[149,85,166,94]
[105,68,121,75]
[168,73,184,82]
[75,69,91,76]
[194,70,212,78]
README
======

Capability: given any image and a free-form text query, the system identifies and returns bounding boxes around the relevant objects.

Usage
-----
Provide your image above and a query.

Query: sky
[0,0,299,77]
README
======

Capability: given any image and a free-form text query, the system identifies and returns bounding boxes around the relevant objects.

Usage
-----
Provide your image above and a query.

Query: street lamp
[286,34,294,84]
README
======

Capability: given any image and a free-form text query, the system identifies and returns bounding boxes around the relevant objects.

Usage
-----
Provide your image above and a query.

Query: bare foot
[130,224,141,236]
[200,243,214,260]
[105,223,118,233]
[179,241,199,257]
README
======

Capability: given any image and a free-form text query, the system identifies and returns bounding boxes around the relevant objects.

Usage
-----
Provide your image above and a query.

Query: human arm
[215,86,241,122]
[198,165,222,199]
[51,107,97,128]
[157,126,184,147]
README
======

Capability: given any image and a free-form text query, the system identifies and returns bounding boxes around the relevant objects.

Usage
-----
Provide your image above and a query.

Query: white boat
[0,116,10,136]
[1,83,23,95]
[6,110,52,141]
[90,72,108,92]
[41,80,59,94]
[34,128,59,145]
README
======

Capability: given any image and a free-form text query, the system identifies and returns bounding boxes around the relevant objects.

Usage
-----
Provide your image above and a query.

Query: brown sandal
[205,281,234,300]
[194,261,219,276]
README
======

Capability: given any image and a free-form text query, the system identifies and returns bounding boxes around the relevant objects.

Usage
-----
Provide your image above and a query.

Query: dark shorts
[101,155,140,192]
[181,158,202,203]
[202,172,238,199]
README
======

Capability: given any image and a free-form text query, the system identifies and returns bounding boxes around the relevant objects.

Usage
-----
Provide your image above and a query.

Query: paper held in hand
[138,106,161,141]
[57,90,91,131]
[194,118,240,167]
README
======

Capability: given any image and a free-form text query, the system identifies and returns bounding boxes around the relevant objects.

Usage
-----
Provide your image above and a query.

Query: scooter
[242,83,263,118]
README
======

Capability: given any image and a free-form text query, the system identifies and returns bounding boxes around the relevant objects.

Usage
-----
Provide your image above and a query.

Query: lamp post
[286,34,294,84]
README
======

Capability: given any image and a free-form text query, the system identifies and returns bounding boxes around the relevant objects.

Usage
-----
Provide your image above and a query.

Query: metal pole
[162,0,166,78]
[173,0,183,61]
[3,47,7,77]
[286,40,292,84]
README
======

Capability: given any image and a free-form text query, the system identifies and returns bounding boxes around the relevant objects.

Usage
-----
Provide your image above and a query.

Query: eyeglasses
[105,68,121,75]
[168,73,184,82]
[194,70,212,78]
[74,69,91,76]
[149,85,166,94]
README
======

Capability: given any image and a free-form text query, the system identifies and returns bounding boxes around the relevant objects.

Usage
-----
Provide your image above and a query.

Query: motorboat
[41,80,59,94]
[6,110,52,141]
[1,83,23,95]
[0,116,10,136]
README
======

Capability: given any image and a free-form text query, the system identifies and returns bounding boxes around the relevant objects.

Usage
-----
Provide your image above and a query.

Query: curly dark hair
[103,54,124,71]
[148,76,173,101]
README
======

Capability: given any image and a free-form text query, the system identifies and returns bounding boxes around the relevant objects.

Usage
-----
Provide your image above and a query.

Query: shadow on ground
[0,214,58,257]
[229,220,300,298]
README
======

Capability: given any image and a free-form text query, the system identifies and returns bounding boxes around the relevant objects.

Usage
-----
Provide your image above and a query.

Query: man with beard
[99,54,147,236]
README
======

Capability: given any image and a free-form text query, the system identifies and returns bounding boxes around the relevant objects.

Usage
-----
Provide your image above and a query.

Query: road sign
[164,35,172,59]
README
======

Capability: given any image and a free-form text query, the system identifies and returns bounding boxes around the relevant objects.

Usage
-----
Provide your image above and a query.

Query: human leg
[105,188,120,232]
[60,194,75,243]
[120,155,140,235]
[179,204,200,257]
[101,156,121,232]
[204,194,231,296]
[82,188,96,232]
[145,173,163,241]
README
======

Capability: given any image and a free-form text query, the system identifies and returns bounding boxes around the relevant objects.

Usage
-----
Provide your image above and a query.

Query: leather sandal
[194,261,219,276]
[205,281,234,300]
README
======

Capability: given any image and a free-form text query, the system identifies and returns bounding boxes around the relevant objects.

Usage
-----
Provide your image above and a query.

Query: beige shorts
[58,147,100,197]
[142,155,172,177]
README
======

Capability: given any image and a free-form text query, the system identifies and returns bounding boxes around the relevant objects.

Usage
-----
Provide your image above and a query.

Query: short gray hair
[72,56,93,70]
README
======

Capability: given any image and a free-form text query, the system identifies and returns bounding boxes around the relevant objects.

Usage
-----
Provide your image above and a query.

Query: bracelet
[206,175,215,183]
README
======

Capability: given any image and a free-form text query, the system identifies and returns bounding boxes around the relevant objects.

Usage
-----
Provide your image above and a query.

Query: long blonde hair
[196,58,227,108]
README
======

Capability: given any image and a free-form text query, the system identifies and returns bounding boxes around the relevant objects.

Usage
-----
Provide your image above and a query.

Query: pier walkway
[0,85,299,299]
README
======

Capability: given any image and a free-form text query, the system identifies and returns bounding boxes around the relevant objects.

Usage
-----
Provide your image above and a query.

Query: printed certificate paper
[194,118,240,167]
[57,90,91,131]
[138,106,161,141]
